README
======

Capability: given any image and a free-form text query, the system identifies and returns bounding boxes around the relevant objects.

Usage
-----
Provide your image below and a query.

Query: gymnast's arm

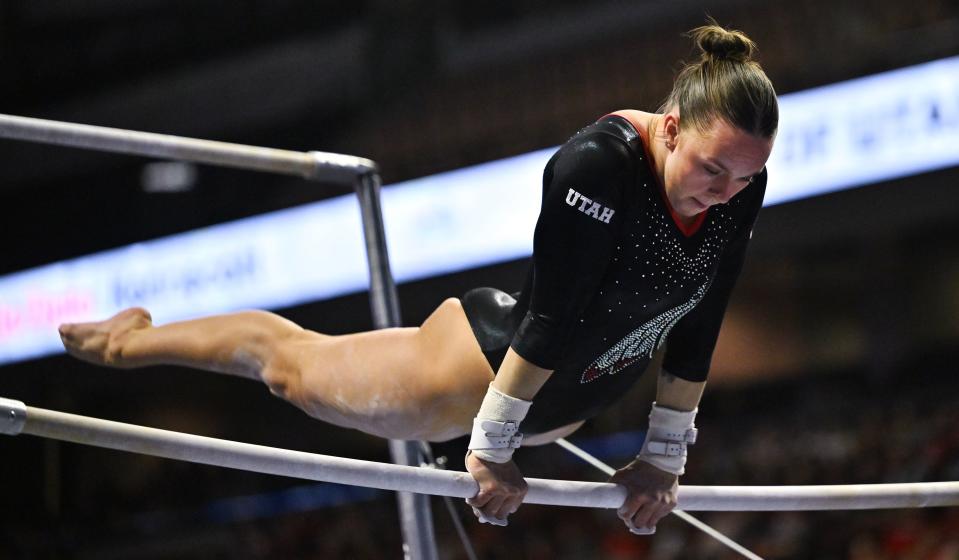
[612,176,766,532]
[465,131,630,523]
[609,366,703,532]
[490,348,553,400]
[464,348,552,522]
[655,368,706,410]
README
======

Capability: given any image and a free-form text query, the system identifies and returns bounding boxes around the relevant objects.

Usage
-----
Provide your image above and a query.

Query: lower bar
[3,399,959,512]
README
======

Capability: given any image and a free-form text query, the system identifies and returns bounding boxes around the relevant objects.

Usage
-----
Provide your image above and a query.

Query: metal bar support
[0,111,437,558]
[3,398,959,511]
[354,172,440,560]
[0,113,375,181]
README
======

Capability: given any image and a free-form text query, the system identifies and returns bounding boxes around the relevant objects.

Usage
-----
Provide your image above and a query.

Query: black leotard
[462,115,766,434]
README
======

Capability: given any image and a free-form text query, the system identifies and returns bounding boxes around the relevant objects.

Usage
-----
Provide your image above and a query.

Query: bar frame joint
[306,150,378,182]
[0,398,26,436]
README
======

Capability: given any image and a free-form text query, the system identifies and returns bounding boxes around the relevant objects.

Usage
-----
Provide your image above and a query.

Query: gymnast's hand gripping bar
[3,397,958,512]
[0,113,376,182]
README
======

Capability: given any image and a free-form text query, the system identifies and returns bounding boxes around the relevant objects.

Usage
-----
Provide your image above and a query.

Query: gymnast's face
[661,112,773,219]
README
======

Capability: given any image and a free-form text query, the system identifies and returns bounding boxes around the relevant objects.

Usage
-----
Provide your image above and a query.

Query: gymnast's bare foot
[59,307,153,368]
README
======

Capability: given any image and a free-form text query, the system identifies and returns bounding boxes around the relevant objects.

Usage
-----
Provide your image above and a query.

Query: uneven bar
[2,398,958,512]
[0,113,376,181]
[0,112,438,559]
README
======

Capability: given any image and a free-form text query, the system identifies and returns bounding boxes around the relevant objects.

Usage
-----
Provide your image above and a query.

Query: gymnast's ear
[662,113,680,151]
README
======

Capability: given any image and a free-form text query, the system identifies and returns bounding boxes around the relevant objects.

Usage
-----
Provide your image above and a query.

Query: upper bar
[3,399,958,512]
[0,113,376,182]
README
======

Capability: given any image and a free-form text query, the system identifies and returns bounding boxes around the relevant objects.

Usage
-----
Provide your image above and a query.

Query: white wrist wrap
[468,385,532,463]
[636,402,698,476]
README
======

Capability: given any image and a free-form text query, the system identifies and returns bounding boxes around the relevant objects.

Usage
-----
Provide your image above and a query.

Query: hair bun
[689,23,756,63]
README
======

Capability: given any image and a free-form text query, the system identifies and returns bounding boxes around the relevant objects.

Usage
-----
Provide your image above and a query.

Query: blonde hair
[661,20,778,138]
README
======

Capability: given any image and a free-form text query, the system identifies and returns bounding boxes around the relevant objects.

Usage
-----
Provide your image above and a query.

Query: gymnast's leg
[58,300,495,441]
[59,307,307,377]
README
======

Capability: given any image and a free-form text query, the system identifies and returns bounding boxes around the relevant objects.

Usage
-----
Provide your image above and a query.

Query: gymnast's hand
[610,458,678,534]
[465,452,528,526]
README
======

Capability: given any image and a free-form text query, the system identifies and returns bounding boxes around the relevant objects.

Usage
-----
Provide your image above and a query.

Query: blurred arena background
[1,1,958,558]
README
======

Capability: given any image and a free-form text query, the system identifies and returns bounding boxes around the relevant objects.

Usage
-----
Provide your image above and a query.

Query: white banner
[1,55,957,364]
[766,55,959,204]
[0,149,545,364]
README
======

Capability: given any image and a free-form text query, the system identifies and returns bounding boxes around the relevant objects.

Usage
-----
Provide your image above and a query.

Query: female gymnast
[58,22,778,534]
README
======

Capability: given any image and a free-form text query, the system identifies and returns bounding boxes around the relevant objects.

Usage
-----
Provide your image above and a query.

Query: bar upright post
[354,171,440,560]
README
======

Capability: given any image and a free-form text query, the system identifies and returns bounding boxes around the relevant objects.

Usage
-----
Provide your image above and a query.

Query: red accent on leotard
[604,112,707,237]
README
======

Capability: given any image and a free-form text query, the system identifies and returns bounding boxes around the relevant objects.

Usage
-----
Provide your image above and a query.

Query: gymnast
[58,22,778,534]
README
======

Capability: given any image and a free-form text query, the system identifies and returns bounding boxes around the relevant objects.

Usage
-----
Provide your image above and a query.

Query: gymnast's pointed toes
[58,323,74,340]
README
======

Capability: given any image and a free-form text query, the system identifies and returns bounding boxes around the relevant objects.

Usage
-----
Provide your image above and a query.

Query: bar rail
[0,112,434,559]
[2,398,958,512]
[0,113,376,182]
